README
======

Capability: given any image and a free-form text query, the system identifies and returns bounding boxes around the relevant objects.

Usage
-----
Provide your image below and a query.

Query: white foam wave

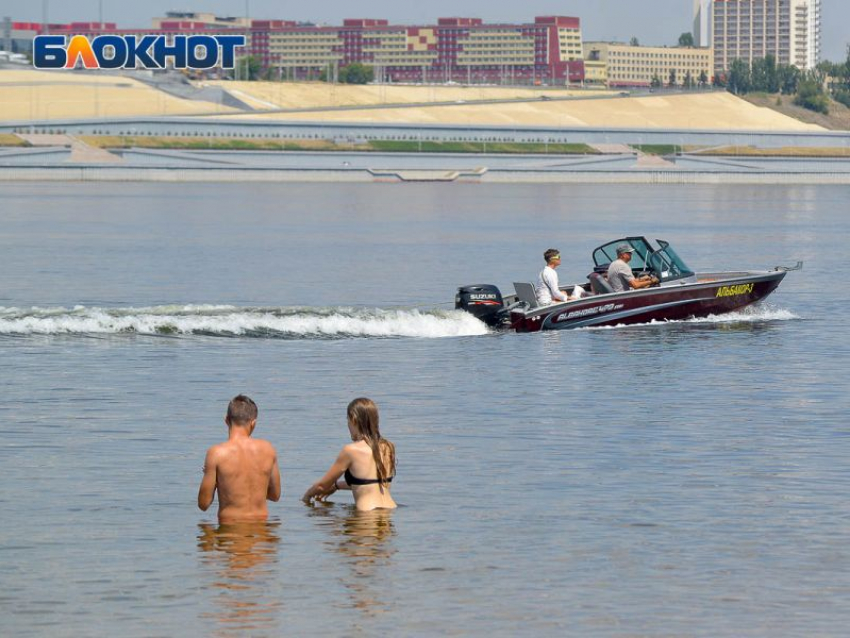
[581,304,798,331]
[677,306,798,324]
[0,305,489,339]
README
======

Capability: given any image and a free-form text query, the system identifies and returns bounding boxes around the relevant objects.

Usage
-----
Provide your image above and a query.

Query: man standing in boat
[536,249,573,305]
[607,244,658,292]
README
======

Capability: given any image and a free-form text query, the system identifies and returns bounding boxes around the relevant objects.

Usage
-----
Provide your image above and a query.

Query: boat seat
[513,282,539,309]
[589,272,614,295]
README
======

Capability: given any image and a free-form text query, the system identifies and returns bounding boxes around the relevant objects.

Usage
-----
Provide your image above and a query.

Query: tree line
[232,56,374,84]
[714,47,850,115]
[318,63,373,84]
[233,39,850,116]
[673,32,850,115]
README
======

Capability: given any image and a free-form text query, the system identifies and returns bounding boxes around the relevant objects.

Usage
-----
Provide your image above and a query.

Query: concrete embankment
[3,138,849,184]
[3,165,850,184]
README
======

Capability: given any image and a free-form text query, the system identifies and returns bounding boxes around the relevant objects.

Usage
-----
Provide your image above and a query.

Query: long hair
[347,397,395,487]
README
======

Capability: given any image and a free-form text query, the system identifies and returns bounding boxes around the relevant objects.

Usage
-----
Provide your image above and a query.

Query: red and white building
[3,14,585,85]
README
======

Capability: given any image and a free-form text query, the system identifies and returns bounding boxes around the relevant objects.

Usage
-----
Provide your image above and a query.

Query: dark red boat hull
[509,271,786,333]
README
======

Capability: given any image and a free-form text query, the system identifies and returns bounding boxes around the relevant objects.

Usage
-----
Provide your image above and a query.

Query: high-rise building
[693,0,713,47]
[696,0,821,72]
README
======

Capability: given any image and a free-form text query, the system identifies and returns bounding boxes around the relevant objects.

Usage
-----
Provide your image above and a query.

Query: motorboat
[456,237,800,332]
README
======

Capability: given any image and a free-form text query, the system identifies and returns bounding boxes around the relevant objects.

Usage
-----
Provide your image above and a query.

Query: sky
[4,0,848,61]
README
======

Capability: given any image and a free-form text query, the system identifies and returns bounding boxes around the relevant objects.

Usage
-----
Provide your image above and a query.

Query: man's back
[210,438,278,522]
[198,396,282,523]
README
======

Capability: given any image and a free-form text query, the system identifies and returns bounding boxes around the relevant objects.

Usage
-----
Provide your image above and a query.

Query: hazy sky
[5,0,848,61]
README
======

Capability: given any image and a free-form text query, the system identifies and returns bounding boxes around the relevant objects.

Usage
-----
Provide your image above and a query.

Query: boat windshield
[592,237,695,282]
[648,240,694,280]
[592,238,652,269]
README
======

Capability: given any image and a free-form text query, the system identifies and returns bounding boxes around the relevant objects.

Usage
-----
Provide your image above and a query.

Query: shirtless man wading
[198,395,281,522]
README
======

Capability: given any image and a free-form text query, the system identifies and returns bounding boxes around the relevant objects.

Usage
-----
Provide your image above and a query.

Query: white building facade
[694,0,821,72]
[584,42,713,87]
[693,0,713,47]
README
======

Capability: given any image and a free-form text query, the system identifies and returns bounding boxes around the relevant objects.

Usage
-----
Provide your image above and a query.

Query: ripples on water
[196,520,283,632]
[1,182,848,637]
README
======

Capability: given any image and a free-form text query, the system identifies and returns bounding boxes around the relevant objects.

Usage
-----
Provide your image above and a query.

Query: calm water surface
[0,182,848,636]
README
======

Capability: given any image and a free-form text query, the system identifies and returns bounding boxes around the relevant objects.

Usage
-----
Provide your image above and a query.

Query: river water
[1,182,848,636]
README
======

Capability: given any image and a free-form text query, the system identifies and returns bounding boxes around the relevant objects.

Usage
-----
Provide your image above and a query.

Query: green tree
[777,64,800,94]
[684,70,694,89]
[650,74,662,88]
[751,54,778,93]
[678,32,694,47]
[764,54,779,93]
[630,37,640,47]
[844,43,850,88]
[727,59,751,94]
[698,70,708,87]
[338,63,374,84]
[235,55,262,81]
[834,89,850,108]
[829,44,850,104]
[751,58,766,91]
[794,73,829,114]
[816,59,838,80]
[668,68,678,87]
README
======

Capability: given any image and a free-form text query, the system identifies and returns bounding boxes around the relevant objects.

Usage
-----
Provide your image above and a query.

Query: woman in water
[302,398,397,511]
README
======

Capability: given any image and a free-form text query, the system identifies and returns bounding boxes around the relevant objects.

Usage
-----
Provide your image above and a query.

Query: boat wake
[0,304,490,339]
[581,303,798,331]
[672,305,797,324]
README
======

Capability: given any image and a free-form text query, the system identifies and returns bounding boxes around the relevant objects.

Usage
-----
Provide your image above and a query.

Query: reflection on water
[307,505,397,616]
[196,520,282,635]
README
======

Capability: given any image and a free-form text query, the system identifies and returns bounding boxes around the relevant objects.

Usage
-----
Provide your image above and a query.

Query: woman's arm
[302,448,350,503]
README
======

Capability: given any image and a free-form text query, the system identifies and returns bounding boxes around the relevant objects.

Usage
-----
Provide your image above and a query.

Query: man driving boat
[607,244,658,292]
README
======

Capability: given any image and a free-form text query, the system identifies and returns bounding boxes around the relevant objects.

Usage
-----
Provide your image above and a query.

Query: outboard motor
[455,284,506,327]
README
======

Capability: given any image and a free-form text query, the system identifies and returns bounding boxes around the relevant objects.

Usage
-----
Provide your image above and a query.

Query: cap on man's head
[616,244,635,256]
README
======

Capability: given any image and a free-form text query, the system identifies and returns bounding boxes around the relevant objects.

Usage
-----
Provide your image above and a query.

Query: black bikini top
[344,468,393,486]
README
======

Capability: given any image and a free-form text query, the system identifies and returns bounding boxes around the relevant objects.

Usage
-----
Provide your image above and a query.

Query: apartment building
[8,15,584,85]
[254,16,585,84]
[583,42,714,87]
[2,20,127,55]
[151,11,252,30]
[695,0,821,72]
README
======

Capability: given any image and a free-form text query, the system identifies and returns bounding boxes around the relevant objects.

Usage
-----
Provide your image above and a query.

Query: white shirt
[536,265,568,305]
